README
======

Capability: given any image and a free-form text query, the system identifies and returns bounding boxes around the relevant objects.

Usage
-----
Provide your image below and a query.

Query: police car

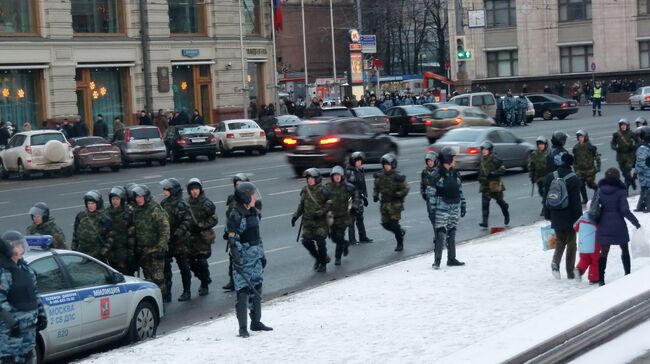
[23,236,164,363]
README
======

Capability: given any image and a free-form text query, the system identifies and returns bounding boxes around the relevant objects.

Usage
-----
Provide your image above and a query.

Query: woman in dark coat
[596,168,641,285]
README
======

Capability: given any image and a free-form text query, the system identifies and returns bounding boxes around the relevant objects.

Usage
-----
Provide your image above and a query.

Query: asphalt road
[0,104,643,340]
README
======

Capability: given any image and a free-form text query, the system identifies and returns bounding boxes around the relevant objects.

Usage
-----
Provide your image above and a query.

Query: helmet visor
[29,206,47,217]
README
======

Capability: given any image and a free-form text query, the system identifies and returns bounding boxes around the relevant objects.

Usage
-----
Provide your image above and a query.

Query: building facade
[0,0,276,133]
[449,0,650,92]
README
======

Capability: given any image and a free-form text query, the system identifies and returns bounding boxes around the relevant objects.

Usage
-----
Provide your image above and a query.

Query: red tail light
[320,137,340,145]
[124,129,131,142]
[560,102,568,108]
[226,133,235,139]
[645,96,650,101]
[283,137,297,145]
[260,131,266,137]
[274,127,281,134]
[425,119,432,126]
[24,145,32,154]
[209,136,217,144]
[409,116,418,123]
[467,147,479,155]
[176,138,187,145]
[454,117,463,125]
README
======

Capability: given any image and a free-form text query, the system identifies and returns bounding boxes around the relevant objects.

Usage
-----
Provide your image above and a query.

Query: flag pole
[329,0,337,101]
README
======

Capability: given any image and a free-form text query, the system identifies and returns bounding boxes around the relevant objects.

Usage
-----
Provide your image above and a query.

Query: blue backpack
[546,171,575,210]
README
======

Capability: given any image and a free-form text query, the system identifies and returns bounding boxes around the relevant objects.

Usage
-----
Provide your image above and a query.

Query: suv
[115,126,167,167]
[448,92,497,118]
[0,130,74,179]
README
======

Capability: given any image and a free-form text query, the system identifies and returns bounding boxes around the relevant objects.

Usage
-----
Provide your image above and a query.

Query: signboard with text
[360,35,377,54]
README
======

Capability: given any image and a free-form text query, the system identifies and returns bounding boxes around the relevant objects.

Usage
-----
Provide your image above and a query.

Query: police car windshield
[438,129,483,142]
[297,122,332,137]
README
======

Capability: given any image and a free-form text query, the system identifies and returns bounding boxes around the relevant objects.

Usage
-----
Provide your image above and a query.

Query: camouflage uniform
[292,176,330,271]
[635,128,650,211]
[25,219,67,249]
[133,198,170,295]
[478,151,510,227]
[71,209,112,261]
[611,128,638,190]
[502,94,517,126]
[187,188,218,292]
[528,149,549,198]
[373,167,409,250]
[323,168,356,264]
[345,164,371,243]
[573,139,601,203]
[421,165,437,225]
[105,205,136,275]
[516,95,529,125]
[161,194,193,300]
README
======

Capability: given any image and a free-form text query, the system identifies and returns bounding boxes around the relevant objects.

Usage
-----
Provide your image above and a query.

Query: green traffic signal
[457,50,472,59]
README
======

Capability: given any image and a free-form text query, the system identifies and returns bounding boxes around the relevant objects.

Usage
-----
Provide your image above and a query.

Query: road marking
[172,245,294,274]
[515,195,530,200]
[593,143,604,146]
[0,179,99,193]
[204,177,279,190]
[268,188,301,196]
[0,204,83,220]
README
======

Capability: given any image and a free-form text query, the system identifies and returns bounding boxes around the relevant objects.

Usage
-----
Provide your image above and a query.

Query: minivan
[448,92,497,119]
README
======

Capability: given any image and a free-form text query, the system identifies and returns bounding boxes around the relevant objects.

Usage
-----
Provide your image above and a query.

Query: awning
[171,60,215,66]
[76,63,136,68]
[0,64,49,70]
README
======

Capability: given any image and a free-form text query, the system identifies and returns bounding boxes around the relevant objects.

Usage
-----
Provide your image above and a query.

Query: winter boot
[236,291,250,338]
[335,258,341,266]
[598,256,607,286]
[498,200,510,226]
[447,259,465,267]
[394,224,404,251]
[343,241,350,256]
[198,282,209,296]
[580,184,588,205]
[358,219,373,243]
[312,260,319,271]
[551,262,561,279]
[316,263,327,273]
[574,267,583,282]
[250,321,273,331]
[348,223,358,245]
[222,281,234,291]
[432,260,441,270]
[622,254,631,275]
[178,290,191,302]
[480,197,489,227]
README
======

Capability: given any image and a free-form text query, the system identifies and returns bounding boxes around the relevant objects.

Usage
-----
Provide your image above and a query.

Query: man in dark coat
[543,152,582,279]
[93,114,109,139]
[139,110,152,125]
[546,131,570,172]
[191,109,204,125]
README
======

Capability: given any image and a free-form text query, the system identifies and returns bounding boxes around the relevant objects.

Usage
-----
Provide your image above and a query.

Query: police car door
[29,256,82,355]
[58,254,129,342]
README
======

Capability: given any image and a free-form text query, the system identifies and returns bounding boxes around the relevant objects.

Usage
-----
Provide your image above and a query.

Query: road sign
[591,62,596,71]
[360,35,377,54]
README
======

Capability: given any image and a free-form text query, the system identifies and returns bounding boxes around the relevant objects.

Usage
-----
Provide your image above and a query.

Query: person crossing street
[478,141,509,228]
[323,166,356,266]
[373,153,409,252]
[346,152,373,244]
[611,118,638,191]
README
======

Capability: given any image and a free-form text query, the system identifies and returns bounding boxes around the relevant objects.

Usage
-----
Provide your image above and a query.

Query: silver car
[427,127,534,172]
[350,107,390,134]
[114,126,167,167]
[24,240,163,363]
[628,86,650,110]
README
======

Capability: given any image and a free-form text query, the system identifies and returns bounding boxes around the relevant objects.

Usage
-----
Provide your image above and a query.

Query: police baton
[296,218,303,243]
[232,264,262,299]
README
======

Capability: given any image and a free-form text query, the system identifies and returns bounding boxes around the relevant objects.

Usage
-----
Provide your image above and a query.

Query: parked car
[628,86,650,110]
[24,238,163,363]
[448,92,497,118]
[498,96,535,123]
[385,105,434,136]
[427,127,534,172]
[283,117,398,176]
[0,130,74,180]
[321,106,354,117]
[114,126,167,167]
[164,124,217,162]
[70,137,122,172]
[426,106,495,143]
[257,115,303,150]
[423,102,456,113]
[214,119,267,157]
[350,107,389,133]
[526,94,578,120]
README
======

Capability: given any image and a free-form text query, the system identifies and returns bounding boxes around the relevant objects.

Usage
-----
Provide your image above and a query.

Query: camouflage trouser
[0,310,37,363]
[379,201,403,224]
[139,252,166,294]
[232,242,264,292]
[301,226,328,265]
[330,222,348,260]
[481,191,509,225]
[576,170,598,202]
[617,153,636,189]
[109,249,136,276]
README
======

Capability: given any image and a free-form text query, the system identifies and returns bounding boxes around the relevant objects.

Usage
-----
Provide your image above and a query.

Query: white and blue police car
[23,236,164,363]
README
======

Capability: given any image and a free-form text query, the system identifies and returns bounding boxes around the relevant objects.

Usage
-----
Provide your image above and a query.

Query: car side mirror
[107,271,125,284]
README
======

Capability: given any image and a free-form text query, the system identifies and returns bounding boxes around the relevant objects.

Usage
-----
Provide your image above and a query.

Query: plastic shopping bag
[541,225,557,251]
[631,226,650,259]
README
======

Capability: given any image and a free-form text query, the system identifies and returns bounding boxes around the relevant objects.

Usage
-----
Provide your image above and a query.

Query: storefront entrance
[172,63,213,123]
[0,68,45,131]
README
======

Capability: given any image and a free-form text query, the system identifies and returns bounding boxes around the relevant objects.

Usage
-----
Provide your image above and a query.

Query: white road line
[0,204,83,220]
[268,188,301,196]
[97,175,166,186]
[0,179,99,193]
[0,201,8,205]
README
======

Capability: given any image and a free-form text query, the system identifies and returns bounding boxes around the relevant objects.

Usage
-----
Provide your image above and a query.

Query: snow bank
[81,198,650,364]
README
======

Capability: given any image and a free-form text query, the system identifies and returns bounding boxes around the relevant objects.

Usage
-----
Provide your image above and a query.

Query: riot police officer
[324,166,356,266]
[573,130,601,204]
[187,178,218,296]
[105,186,136,276]
[223,173,250,291]
[421,151,439,226]
[478,141,510,228]
[611,118,638,191]
[72,191,111,261]
[528,136,550,199]
[373,153,409,252]
[345,152,372,244]
[25,202,67,249]
[547,131,570,172]
[635,127,650,212]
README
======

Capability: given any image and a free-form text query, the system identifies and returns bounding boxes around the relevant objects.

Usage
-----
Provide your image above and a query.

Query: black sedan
[283,117,398,176]
[258,115,303,150]
[526,94,578,120]
[385,105,434,136]
[164,125,217,162]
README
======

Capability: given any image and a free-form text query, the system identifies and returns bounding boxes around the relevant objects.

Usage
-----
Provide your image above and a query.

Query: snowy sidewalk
[81,199,650,364]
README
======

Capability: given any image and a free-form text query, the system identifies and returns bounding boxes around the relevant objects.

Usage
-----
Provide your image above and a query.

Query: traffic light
[456,36,471,60]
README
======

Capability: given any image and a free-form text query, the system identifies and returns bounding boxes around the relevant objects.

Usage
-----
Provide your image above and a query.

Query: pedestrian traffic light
[456,36,471,60]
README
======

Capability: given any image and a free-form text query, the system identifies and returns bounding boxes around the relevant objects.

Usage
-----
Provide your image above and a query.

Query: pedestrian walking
[634,126,650,212]
[186,178,218,296]
[223,173,250,291]
[426,147,466,269]
[25,202,67,249]
[292,168,330,272]
[543,152,582,279]
[323,166,356,266]
[574,210,600,284]
[105,186,136,276]
[0,231,47,364]
[595,168,641,285]
[155,109,169,135]
[478,141,510,228]
[591,82,604,117]
[112,117,125,143]
[528,136,550,199]
[346,152,372,244]
[494,93,504,126]
[71,191,111,262]
[573,130,601,204]
[611,118,638,191]
[373,153,409,252]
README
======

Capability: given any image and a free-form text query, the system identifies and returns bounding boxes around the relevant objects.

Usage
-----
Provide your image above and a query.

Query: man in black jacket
[93,114,109,139]
[543,152,582,279]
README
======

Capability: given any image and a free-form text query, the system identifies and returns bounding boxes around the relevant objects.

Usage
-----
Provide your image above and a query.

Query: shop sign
[182,49,200,58]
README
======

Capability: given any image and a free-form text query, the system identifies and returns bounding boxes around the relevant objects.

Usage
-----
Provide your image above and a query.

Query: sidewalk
[81,197,650,364]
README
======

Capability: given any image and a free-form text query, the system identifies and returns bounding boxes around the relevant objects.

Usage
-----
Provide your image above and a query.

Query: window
[487,50,518,77]
[168,0,205,34]
[172,65,213,123]
[485,0,516,27]
[641,41,650,69]
[640,0,650,15]
[243,0,261,35]
[30,257,68,294]
[7,135,25,148]
[433,109,460,119]
[0,0,37,34]
[71,0,122,33]
[0,69,45,130]
[59,254,111,288]
[559,0,592,21]
[487,131,503,143]
[472,95,485,106]
[497,130,518,143]
[456,97,469,106]
[560,45,593,73]
[31,133,66,146]
[76,67,131,136]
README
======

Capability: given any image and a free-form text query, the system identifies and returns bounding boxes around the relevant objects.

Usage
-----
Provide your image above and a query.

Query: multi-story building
[448,0,650,93]
[0,0,276,133]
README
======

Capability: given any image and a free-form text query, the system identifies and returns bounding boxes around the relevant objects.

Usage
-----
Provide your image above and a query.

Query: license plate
[240,133,255,138]
[296,145,315,151]
[141,144,153,149]
[191,138,207,143]
[93,153,110,160]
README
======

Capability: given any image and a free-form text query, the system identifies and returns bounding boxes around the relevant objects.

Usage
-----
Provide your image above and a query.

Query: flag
[273,0,283,32]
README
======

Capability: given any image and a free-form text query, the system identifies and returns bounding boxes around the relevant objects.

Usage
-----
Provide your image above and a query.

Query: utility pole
[301,0,309,95]
[356,0,363,32]
[238,0,249,118]
[139,0,153,114]
[329,0,337,99]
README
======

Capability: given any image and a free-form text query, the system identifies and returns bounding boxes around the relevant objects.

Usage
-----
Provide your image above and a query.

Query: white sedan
[213,119,267,157]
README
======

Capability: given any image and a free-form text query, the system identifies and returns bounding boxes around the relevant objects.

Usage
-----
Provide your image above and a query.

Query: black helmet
[303,168,322,184]
[0,230,28,258]
[330,165,345,180]
[551,131,568,147]
[380,153,398,169]
[186,178,203,194]
[438,146,457,164]
[109,186,127,204]
[160,178,183,196]
[536,136,548,145]
[576,129,589,142]
[635,116,648,126]
[480,140,493,152]
[618,118,630,127]
[125,182,138,203]
[638,126,650,143]
[233,173,250,187]
[425,151,438,163]
[29,202,50,222]
[349,151,365,166]
[234,182,258,205]
[84,190,104,210]
[132,185,152,203]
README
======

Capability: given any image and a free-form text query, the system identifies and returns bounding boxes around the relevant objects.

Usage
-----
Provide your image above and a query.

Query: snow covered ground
[81,198,650,364]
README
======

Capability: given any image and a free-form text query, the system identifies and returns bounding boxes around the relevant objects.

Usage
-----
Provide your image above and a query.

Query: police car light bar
[25,235,53,249]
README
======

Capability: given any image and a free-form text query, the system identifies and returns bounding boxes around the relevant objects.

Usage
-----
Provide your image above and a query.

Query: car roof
[302,117,363,124]
[433,105,477,111]
[14,130,64,136]
[451,92,494,98]
[125,125,158,129]
[321,106,349,110]
[352,106,380,109]
[223,119,257,123]
[23,248,57,263]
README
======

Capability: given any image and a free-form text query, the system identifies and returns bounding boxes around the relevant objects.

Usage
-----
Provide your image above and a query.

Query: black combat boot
[358,217,373,243]
[598,257,607,286]
[198,282,209,296]
[222,281,234,291]
[162,291,171,303]
[433,229,444,270]
[498,200,510,226]
[480,196,489,227]
[249,285,273,331]
[178,290,191,302]
[316,263,327,272]
[236,291,250,338]
[394,225,404,252]
[446,229,465,266]
[622,254,631,275]
[348,223,358,245]
[580,183,588,205]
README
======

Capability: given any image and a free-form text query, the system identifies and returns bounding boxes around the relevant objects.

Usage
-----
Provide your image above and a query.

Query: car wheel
[207,153,216,161]
[0,159,9,180]
[158,159,167,166]
[258,147,267,156]
[110,165,120,172]
[245,149,253,155]
[128,300,158,343]
[527,116,534,123]
[219,142,230,157]
[398,125,408,137]
[542,110,553,120]
[630,103,635,111]
[292,166,306,177]
[91,167,100,173]
[188,155,197,162]
[17,161,29,180]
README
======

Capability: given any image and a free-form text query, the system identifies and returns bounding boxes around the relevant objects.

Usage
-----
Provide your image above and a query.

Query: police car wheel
[128,300,158,343]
